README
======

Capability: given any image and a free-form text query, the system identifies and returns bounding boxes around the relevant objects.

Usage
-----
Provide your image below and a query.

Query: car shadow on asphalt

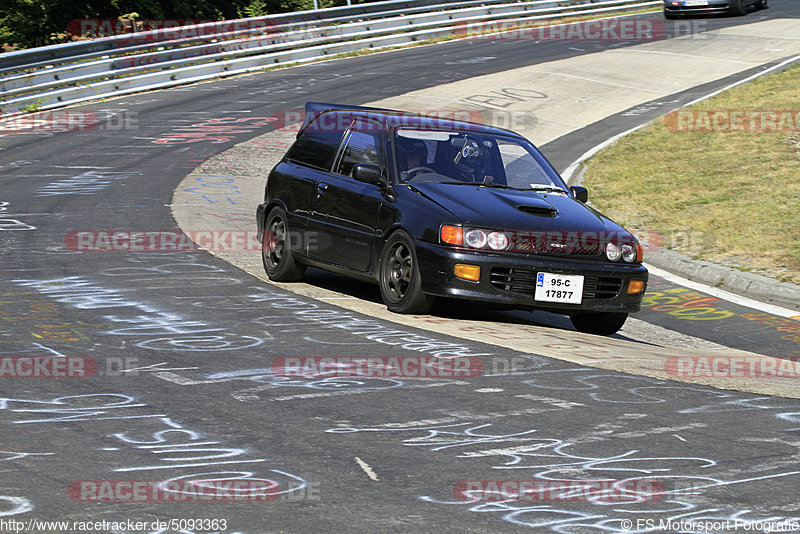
[298,267,651,345]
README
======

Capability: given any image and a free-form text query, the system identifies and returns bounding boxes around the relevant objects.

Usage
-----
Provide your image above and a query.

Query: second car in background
[663,0,767,18]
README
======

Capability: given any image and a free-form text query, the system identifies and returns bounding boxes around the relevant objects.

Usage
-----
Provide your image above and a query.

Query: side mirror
[352,164,385,185]
[570,186,588,203]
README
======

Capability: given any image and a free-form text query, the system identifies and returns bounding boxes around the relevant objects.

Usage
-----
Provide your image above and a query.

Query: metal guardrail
[0,0,660,115]
[0,0,501,73]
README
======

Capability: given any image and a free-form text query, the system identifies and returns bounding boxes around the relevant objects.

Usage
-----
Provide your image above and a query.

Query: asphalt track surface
[1,3,800,533]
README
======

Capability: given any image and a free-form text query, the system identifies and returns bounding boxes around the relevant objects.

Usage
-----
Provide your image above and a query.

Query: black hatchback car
[256,102,648,335]
[663,0,766,18]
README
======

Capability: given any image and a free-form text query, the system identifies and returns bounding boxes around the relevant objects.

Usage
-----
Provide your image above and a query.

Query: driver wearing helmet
[451,137,492,183]
[396,137,429,181]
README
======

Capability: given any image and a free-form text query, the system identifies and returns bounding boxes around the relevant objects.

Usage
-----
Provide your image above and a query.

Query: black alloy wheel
[262,206,306,282]
[379,231,434,314]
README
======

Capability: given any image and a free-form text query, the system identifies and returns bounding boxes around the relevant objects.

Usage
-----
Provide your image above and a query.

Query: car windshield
[393,129,566,192]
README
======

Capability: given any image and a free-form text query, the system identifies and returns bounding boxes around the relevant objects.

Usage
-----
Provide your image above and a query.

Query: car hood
[408,182,630,234]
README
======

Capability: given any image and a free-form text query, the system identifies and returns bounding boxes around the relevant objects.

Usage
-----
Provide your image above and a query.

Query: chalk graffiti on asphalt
[11,276,265,352]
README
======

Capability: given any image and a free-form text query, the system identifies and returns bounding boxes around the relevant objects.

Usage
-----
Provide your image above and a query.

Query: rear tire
[570,312,628,336]
[755,0,767,9]
[379,231,434,314]
[262,206,306,282]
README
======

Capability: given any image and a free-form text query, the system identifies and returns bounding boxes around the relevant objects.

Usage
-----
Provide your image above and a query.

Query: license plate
[684,0,708,5]
[535,272,584,304]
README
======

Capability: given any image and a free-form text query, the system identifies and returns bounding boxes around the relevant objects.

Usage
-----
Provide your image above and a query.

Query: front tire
[570,312,628,336]
[663,8,678,19]
[379,231,434,314]
[262,206,306,282]
[755,0,767,9]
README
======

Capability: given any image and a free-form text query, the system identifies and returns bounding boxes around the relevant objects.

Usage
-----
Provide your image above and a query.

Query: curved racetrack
[1,3,800,531]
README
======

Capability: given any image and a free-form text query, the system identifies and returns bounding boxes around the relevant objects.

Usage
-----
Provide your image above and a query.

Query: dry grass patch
[584,64,800,284]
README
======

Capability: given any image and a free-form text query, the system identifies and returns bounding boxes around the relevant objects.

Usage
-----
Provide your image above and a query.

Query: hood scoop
[517,204,558,218]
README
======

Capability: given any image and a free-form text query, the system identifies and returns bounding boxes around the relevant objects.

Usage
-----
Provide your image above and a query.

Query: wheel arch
[257,200,290,242]
[375,224,414,279]
[377,225,435,313]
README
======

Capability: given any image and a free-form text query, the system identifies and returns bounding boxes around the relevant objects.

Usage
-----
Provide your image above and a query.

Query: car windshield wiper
[441,181,513,189]
[440,182,566,193]
[524,185,568,194]
[478,182,513,189]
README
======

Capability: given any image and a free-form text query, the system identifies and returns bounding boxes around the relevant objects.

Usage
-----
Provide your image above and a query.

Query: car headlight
[605,242,621,262]
[487,231,509,251]
[621,244,636,263]
[465,229,487,249]
[441,225,511,251]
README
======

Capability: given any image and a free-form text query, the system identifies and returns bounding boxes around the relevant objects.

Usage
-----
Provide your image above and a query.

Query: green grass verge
[584,63,800,284]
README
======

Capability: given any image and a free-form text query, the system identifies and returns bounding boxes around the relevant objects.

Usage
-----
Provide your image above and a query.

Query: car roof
[300,101,524,138]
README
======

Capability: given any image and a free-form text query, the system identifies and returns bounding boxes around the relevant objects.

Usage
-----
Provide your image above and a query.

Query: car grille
[490,268,622,300]
[511,233,604,258]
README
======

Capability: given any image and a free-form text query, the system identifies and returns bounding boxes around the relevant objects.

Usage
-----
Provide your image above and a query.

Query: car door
[279,113,349,257]
[308,121,386,272]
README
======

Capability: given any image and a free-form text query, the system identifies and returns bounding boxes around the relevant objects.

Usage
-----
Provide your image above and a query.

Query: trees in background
[1,0,364,50]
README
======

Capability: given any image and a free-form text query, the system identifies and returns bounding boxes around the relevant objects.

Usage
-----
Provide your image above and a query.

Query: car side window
[334,129,384,177]
[285,113,350,171]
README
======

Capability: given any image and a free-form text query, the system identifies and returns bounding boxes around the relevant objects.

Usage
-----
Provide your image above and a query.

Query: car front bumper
[415,241,648,314]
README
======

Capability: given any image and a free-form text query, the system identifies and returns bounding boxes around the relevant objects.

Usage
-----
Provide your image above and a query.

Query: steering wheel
[403,166,438,182]
[406,166,436,176]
